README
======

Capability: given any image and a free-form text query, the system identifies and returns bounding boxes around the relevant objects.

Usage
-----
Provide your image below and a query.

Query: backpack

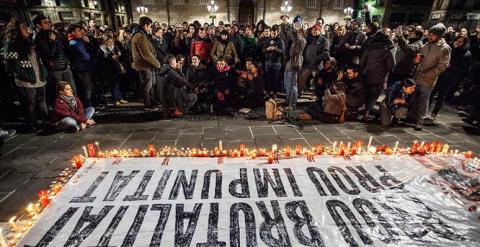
[265,98,283,121]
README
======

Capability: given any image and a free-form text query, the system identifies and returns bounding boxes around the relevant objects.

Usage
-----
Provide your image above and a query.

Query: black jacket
[263,36,285,64]
[186,64,208,88]
[158,64,188,88]
[151,36,169,65]
[394,36,423,75]
[303,34,330,69]
[34,29,69,71]
[360,31,395,85]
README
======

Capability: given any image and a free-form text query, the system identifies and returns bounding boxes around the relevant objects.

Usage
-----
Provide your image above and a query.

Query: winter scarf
[59,94,77,110]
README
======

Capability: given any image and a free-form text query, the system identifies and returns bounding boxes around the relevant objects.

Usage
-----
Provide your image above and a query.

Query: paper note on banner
[18,156,480,246]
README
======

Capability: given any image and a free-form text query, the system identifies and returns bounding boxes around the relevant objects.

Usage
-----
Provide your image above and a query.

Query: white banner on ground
[18,155,480,246]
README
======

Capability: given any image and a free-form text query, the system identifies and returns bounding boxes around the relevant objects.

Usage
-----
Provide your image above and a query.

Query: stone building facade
[429,0,480,29]
[131,0,355,26]
[25,0,133,28]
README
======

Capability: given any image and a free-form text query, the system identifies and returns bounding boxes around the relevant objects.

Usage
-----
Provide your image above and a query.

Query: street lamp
[136,5,149,16]
[280,0,293,14]
[344,6,353,24]
[207,0,219,25]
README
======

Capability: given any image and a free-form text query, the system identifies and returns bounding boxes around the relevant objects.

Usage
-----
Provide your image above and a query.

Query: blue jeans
[57,107,95,131]
[409,84,432,122]
[284,71,298,107]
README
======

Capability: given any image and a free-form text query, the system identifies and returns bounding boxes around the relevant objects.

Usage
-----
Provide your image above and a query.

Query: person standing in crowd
[256,26,271,66]
[158,54,196,117]
[338,19,366,67]
[151,26,169,66]
[360,21,395,119]
[186,55,209,112]
[241,26,257,61]
[426,36,471,122]
[299,23,330,94]
[330,25,346,60]
[227,24,244,60]
[190,27,213,65]
[68,24,94,108]
[409,23,451,131]
[32,14,74,106]
[131,16,161,110]
[283,15,306,110]
[389,25,424,86]
[52,81,95,132]
[97,35,128,107]
[211,30,239,66]
[4,19,49,130]
[263,25,285,99]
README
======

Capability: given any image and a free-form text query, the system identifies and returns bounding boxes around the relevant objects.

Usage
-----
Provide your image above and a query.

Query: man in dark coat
[359,22,395,118]
[33,14,74,106]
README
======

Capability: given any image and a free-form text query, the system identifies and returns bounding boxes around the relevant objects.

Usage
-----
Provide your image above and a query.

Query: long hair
[4,18,32,53]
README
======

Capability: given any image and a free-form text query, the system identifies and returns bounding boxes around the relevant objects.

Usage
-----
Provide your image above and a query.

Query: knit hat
[429,23,446,37]
[293,15,303,26]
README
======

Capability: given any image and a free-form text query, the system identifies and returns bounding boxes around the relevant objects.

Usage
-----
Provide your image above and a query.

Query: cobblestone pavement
[0,109,479,221]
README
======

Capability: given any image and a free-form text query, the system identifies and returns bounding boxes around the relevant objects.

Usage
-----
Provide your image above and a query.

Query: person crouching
[158,54,197,117]
[52,81,95,132]
[297,81,347,123]
[379,78,416,127]
[236,57,265,110]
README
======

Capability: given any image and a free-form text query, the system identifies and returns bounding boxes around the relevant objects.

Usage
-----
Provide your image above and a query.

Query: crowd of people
[0,5,479,137]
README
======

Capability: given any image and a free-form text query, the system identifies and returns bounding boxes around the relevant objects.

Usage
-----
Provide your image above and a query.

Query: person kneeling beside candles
[52,81,95,132]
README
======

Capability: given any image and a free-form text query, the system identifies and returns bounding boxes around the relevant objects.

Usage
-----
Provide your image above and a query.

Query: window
[333,0,344,9]
[200,0,209,4]
[306,0,317,9]
[144,0,155,5]
[172,0,185,5]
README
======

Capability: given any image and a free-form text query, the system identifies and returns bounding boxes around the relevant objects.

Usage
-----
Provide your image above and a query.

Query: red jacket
[190,37,213,63]
[52,96,87,123]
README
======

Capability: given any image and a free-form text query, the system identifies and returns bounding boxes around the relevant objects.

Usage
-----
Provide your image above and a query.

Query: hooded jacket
[211,39,239,64]
[131,27,161,70]
[68,37,93,72]
[394,35,423,75]
[414,38,451,89]
[359,31,395,85]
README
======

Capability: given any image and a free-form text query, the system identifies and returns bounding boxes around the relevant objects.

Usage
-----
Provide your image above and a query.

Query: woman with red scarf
[210,56,235,115]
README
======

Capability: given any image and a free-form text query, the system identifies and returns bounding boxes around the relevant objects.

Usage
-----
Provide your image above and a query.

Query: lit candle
[272,144,278,153]
[82,146,88,157]
[87,144,96,157]
[0,227,7,247]
[219,141,223,151]
[367,136,373,151]
[267,155,274,164]
[464,151,473,159]
[8,216,17,232]
[332,141,337,152]
[74,155,83,169]
[295,144,301,155]
[285,146,291,157]
[95,141,101,152]
[346,142,351,151]
[393,141,399,154]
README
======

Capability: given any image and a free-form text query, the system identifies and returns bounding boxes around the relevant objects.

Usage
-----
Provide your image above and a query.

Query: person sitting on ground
[297,81,347,123]
[236,57,265,110]
[379,78,416,127]
[186,55,209,112]
[342,64,366,120]
[158,54,197,117]
[313,57,338,104]
[52,81,95,132]
[210,56,235,115]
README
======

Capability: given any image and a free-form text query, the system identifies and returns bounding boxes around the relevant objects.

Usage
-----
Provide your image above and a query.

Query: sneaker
[0,129,16,139]
[414,120,424,131]
[119,99,128,104]
[115,101,124,107]
[145,106,159,111]
[423,113,436,124]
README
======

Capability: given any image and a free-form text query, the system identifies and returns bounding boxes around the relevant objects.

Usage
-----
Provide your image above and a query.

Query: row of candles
[75,138,476,166]
[3,138,477,246]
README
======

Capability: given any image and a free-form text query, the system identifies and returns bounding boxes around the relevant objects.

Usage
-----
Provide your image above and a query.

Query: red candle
[52,184,62,194]
[74,155,83,169]
[38,190,50,207]
[295,145,301,155]
[267,155,274,164]
[285,146,291,157]
[149,148,156,157]
[316,145,323,154]
[351,147,357,155]
[240,144,246,156]
[384,147,393,155]
[87,144,96,157]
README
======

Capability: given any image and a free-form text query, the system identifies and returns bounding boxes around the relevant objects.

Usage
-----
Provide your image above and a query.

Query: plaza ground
[0,106,479,222]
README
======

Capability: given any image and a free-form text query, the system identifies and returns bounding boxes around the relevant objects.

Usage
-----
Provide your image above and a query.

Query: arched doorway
[238,0,255,25]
